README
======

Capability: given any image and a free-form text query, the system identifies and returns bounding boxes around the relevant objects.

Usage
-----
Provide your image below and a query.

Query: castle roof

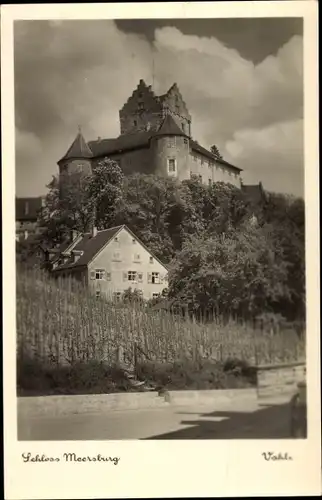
[88,130,154,157]
[58,130,93,164]
[154,114,188,138]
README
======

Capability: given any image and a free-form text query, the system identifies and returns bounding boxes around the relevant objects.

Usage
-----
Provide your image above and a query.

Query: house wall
[87,227,168,300]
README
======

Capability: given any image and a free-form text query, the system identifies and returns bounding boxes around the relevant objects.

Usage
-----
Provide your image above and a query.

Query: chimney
[92,226,98,238]
[70,229,78,242]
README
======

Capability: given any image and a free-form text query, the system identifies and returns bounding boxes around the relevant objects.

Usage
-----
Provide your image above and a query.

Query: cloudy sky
[14,18,303,197]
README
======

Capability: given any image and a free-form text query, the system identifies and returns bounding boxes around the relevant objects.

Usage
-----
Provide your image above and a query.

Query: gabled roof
[16,197,44,221]
[58,131,93,163]
[154,114,187,138]
[53,226,123,271]
[52,225,168,272]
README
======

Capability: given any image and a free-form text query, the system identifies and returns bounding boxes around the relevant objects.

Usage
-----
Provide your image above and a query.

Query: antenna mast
[152,50,155,90]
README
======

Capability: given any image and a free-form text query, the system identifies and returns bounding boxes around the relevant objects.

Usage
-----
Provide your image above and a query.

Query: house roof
[52,224,169,272]
[154,114,187,138]
[58,130,93,163]
[53,226,123,271]
[16,197,44,221]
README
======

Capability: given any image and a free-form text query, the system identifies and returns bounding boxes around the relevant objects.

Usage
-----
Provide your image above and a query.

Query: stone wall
[256,362,306,399]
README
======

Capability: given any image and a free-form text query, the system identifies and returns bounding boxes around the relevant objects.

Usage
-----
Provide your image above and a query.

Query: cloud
[14,21,303,197]
[225,119,304,195]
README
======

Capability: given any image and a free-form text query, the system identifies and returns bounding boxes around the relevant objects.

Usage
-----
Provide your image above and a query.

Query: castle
[57,79,242,187]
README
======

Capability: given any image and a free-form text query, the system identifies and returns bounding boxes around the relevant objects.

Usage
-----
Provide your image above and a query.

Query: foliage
[35,166,305,322]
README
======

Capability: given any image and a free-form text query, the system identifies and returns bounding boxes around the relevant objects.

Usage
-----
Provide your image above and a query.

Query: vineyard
[17,266,305,368]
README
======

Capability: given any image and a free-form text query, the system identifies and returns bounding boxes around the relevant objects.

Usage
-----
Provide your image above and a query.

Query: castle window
[181,123,185,132]
[134,120,137,126]
[138,102,144,111]
[167,158,177,175]
[168,137,176,148]
[208,179,212,186]
[184,138,188,144]
[25,202,29,215]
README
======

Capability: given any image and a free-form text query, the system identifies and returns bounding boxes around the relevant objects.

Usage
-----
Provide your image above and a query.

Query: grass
[16,266,305,395]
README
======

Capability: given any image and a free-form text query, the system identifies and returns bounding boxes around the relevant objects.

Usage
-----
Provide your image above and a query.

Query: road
[18,394,295,440]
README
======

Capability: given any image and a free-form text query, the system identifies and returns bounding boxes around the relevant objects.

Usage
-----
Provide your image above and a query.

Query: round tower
[151,114,190,181]
[57,127,93,177]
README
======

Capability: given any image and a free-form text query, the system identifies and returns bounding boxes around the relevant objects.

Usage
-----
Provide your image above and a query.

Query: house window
[106,272,111,281]
[128,271,137,281]
[95,290,101,299]
[114,237,119,242]
[133,253,141,262]
[112,252,121,261]
[132,238,136,244]
[149,256,153,264]
[167,158,177,174]
[95,269,105,280]
[149,272,160,284]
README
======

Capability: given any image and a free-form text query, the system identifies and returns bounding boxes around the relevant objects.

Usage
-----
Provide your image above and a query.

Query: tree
[39,157,124,245]
[87,157,124,229]
[169,222,291,320]
[210,144,223,159]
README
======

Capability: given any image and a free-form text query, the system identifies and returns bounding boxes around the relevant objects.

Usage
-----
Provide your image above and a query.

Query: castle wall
[188,151,240,187]
[92,147,154,176]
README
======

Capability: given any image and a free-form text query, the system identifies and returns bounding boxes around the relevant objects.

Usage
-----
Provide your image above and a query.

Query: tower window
[138,102,144,111]
[168,137,176,148]
[134,120,137,126]
[181,123,185,132]
[167,158,177,174]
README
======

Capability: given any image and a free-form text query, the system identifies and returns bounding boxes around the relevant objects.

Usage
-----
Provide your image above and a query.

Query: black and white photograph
[2,2,320,498]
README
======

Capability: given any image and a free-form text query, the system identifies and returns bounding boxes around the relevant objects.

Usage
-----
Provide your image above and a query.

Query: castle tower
[119,80,192,138]
[57,127,93,176]
[119,79,163,135]
[151,114,190,181]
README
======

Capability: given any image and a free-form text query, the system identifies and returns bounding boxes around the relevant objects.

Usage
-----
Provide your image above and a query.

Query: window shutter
[90,271,95,280]
[106,272,111,281]
[123,272,128,282]
[147,272,152,284]
[138,272,143,283]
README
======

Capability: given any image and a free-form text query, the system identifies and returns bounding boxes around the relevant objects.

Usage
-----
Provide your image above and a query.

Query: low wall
[256,361,306,400]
